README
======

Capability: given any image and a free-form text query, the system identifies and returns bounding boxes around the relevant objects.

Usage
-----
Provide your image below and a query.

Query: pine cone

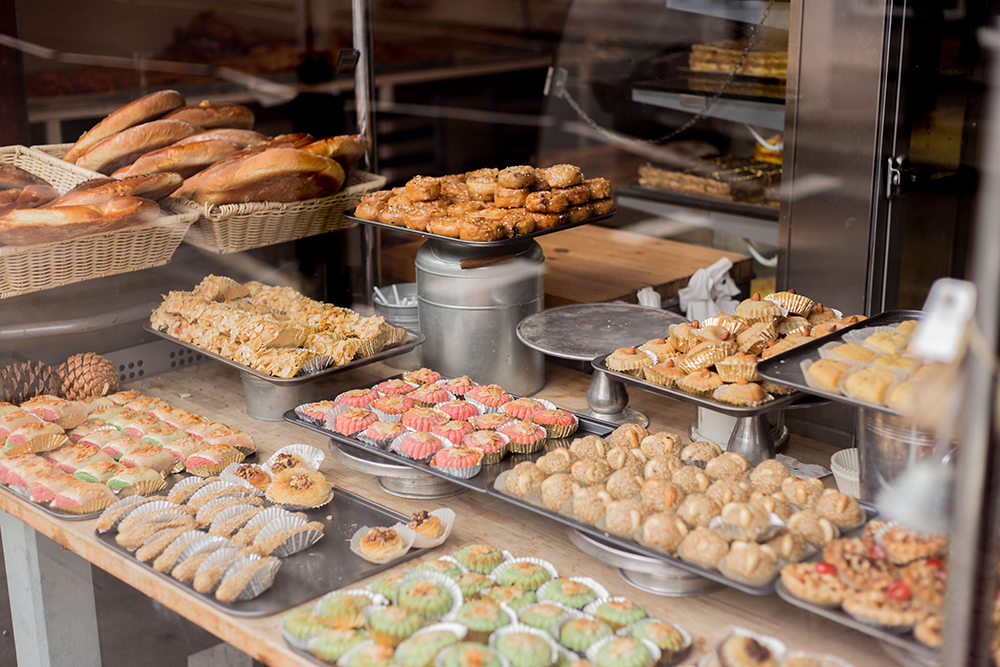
[0,360,61,403]
[58,353,119,401]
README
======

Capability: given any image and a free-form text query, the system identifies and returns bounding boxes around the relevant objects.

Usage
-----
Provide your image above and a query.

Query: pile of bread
[60,89,367,207]
[354,164,614,241]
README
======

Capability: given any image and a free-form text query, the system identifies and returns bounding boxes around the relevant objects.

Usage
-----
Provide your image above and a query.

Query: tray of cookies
[347,164,616,249]
[0,389,257,520]
[94,469,428,617]
[755,310,926,416]
[775,519,945,663]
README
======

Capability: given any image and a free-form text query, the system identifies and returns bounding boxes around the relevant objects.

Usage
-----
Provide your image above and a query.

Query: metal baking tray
[592,352,816,418]
[755,310,923,416]
[282,376,618,494]
[145,324,425,387]
[95,485,425,617]
[617,185,779,222]
[344,209,616,250]
[0,452,256,521]
[632,74,786,105]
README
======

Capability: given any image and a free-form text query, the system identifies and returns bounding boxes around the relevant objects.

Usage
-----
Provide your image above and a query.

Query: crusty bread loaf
[46,172,183,206]
[0,164,52,191]
[0,195,160,245]
[174,129,267,149]
[300,134,368,168]
[113,139,242,179]
[75,119,200,175]
[64,90,185,164]
[162,102,255,129]
[191,147,346,205]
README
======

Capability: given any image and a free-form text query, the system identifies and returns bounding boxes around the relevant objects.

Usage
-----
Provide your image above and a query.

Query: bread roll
[64,90,185,164]
[191,148,346,205]
[0,164,52,191]
[162,102,255,129]
[0,185,60,214]
[300,134,368,167]
[0,195,158,245]
[0,190,19,215]
[47,172,183,206]
[75,119,200,175]
[112,139,242,179]
[174,129,267,149]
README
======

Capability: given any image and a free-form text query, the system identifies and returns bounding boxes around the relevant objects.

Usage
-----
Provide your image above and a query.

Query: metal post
[940,26,1000,667]
[353,0,379,309]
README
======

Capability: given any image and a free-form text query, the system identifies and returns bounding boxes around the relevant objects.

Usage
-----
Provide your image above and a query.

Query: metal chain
[556,0,777,148]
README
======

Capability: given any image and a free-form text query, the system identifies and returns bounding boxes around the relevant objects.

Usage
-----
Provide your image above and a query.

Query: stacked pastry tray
[284,374,873,596]
[95,486,426,616]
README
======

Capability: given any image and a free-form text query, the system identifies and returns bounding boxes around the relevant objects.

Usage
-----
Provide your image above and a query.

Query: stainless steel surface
[0,301,158,340]
[566,529,722,597]
[726,414,775,467]
[577,405,649,428]
[583,369,648,426]
[631,88,785,131]
[95,486,425,617]
[327,440,466,499]
[690,407,788,450]
[353,0,377,309]
[241,372,316,422]
[516,303,688,361]
[374,283,422,370]
[856,408,938,502]
[416,241,545,396]
[778,0,890,315]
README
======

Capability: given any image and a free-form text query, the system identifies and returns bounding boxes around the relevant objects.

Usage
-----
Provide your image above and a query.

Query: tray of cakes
[754,310,926,415]
[280,542,696,667]
[146,274,423,384]
[94,451,429,616]
[0,389,257,520]
[348,164,616,248]
[591,292,856,417]
[775,519,946,663]
[282,368,618,493]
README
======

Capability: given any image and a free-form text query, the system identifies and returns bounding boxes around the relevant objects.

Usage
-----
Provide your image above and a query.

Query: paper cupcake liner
[52,494,116,515]
[841,325,904,347]
[584,633,662,667]
[764,293,813,317]
[217,553,281,602]
[489,624,563,666]
[411,390,458,409]
[715,363,760,384]
[314,588,389,619]
[265,443,325,475]
[199,501,256,528]
[491,557,559,590]
[193,546,241,593]
[465,395,511,415]
[434,643,511,667]
[798,359,845,396]
[49,411,86,431]
[615,618,693,664]
[816,342,877,367]
[357,431,402,450]
[515,601,582,638]
[243,508,290,529]
[710,385,773,409]
[96,495,151,532]
[371,408,405,423]
[396,570,464,621]
[700,315,746,336]
[504,398,557,421]
[187,479,236,503]
[404,622,469,659]
[175,535,233,567]
[265,485,334,511]
[116,478,169,497]
[4,433,70,457]
[532,411,579,440]
[536,577,609,609]
[218,462,267,495]
[294,403,336,427]
[208,504,262,533]
[583,597,649,630]
[711,627,786,665]
[837,366,902,407]
[390,432,450,462]
[429,455,482,480]
[118,499,179,525]
[506,434,547,455]
[393,508,457,549]
[187,450,246,477]
[254,514,323,557]
[350,525,415,564]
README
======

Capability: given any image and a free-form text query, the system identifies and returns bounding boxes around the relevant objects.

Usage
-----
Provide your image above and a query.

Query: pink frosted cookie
[432,419,475,445]
[440,375,477,397]
[377,379,418,396]
[503,398,545,420]
[500,420,547,454]
[371,395,414,422]
[336,408,378,436]
[430,447,482,478]
[531,409,579,439]
[466,384,512,411]
[471,412,515,431]
[409,383,452,407]
[361,421,407,448]
[461,430,508,464]
[403,368,442,385]
[401,407,450,432]
[396,431,445,460]
[438,400,479,421]
[296,400,341,425]
[336,388,379,408]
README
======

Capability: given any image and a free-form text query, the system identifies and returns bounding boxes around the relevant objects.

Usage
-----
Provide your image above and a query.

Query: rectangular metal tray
[617,184,779,222]
[145,324,425,387]
[592,352,817,418]
[755,310,923,416]
[95,486,425,617]
[344,209,616,249]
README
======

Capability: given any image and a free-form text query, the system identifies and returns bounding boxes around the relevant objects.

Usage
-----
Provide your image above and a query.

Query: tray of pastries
[635,158,781,206]
[592,291,860,417]
[755,310,927,415]
[95,456,427,616]
[147,274,423,384]
[688,38,788,80]
[0,389,256,520]
[349,164,615,248]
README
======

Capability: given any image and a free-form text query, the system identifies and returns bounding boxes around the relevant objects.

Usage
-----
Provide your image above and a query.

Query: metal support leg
[0,510,102,667]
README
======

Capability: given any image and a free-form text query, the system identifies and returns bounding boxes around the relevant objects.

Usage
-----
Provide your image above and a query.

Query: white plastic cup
[831,449,861,497]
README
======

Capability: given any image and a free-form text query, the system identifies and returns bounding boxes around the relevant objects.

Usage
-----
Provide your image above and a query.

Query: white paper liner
[708,511,785,544]
[536,577,609,610]
[390,432,450,462]
[350,525,415,564]
[429,451,482,480]
[218,461,267,495]
[370,406,406,424]
[781,651,857,667]
[208,504,262,533]
[97,495,151,533]
[397,621,469,665]
[196,496,256,523]
[616,618,693,662]
[841,325,907,347]
[172,474,212,491]
[358,425,408,449]
[337,640,392,667]
[711,627,786,666]
[393,508,457,549]
[585,634,662,667]
[193,546,240,593]
[321,402,352,430]
[264,443,325,475]
[583,597,649,627]
[466,393,512,415]
[554,615,615,653]
[117,500,183,530]
[175,534,232,567]
[201,501,256,529]
[188,479,238,503]
[799,359,846,396]
[489,624,563,666]
[254,514,323,557]
[395,570,464,621]
[817,342,878,367]
[217,553,281,601]
[433,643,511,667]
[515,602,582,637]
[294,401,341,426]
[160,529,204,560]
[246,506,297,528]
[838,365,901,407]
[491,557,559,591]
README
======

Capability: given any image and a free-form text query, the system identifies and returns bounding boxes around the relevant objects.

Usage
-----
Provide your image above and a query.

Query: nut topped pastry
[605,469,643,500]
[571,459,613,486]
[718,540,779,586]
[409,510,445,540]
[680,441,722,467]
[781,476,825,508]
[671,466,710,495]
[734,293,782,324]
[706,479,752,506]
[572,485,611,524]
[676,368,724,397]
[641,511,689,553]
[569,435,607,460]
[748,459,790,494]
[606,424,648,450]
[705,451,749,481]
[541,473,579,511]
[749,491,794,521]
[718,635,777,667]
[676,493,721,528]
[233,463,270,492]
[813,488,866,530]
[358,527,407,561]
[638,432,682,459]
[604,499,645,536]
[640,478,686,513]
[765,531,809,563]
[716,501,770,541]
[638,338,679,363]
[268,469,332,507]
[786,510,837,548]
[677,526,729,571]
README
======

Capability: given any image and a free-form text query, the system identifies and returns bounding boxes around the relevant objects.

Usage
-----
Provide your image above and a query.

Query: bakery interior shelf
[665,0,791,30]
[616,191,779,247]
[632,84,786,132]
[616,184,779,222]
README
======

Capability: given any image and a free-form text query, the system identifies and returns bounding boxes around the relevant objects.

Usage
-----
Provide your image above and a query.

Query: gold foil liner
[716,362,760,383]
[765,292,815,316]
[354,330,390,359]
[642,366,680,388]
[774,316,811,337]
[605,350,655,375]
[676,347,727,373]
[53,496,115,515]
[117,478,169,497]
[187,450,247,477]
[700,315,747,337]
[220,283,252,302]
[507,435,547,455]
[4,433,70,457]
[52,412,87,430]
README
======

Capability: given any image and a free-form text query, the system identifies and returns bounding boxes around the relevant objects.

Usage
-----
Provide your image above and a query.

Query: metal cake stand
[327,440,466,499]
[516,303,688,426]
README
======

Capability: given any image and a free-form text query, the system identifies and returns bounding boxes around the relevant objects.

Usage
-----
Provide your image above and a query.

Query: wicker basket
[0,145,197,299]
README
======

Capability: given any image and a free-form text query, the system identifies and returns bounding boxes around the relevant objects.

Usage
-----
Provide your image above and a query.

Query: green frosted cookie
[518,604,570,633]
[416,558,464,580]
[311,628,366,664]
[630,620,685,655]
[457,572,493,598]
[495,562,551,592]
[371,572,406,599]
[395,629,460,667]
[397,578,454,619]
[593,600,646,630]
[486,586,536,611]
[343,642,396,667]
[494,632,554,667]
[593,637,653,667]
[559,619,613,653]
[443,643,503,667]
[455,545,505,574]
[315,592,372,623]
[454,600,511,633]
[283,605,325,641]
[367,605,423,645]
[540,578,597,609]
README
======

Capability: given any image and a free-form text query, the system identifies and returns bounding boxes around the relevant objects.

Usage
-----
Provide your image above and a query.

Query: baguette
[64,90,185,164]
[0,164,52,191]
[162,102,255,129]
[0,185,60,214]
[191,147,346,205]
[300,134,368,168]
[0,196,159,245]
[75,119,200,175]
[112,139,242,179]
[174,128,267,149]
[47,172,182,206]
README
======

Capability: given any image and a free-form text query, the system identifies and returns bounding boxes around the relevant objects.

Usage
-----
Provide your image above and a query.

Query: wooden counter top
[0,360,890,667]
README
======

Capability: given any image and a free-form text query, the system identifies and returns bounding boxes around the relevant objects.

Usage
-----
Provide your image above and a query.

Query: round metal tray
[566,528,722,597]
[327,440,466,499]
